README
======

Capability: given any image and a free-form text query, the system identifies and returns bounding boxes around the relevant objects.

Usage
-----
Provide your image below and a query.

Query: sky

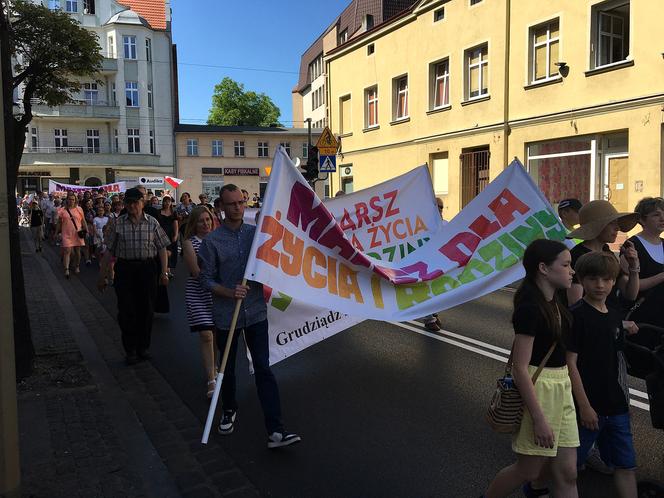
[171,0,350,128]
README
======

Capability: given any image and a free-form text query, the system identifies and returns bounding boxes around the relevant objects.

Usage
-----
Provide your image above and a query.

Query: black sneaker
[218,410,236,435]
[267,431,301,449]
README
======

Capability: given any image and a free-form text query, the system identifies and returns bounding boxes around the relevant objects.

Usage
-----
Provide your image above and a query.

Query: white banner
[48,180,127,194]
[324,165,443,262]
[246,149,566,321]
[252,166,445,366]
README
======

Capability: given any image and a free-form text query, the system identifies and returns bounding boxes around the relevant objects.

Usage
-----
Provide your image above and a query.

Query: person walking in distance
[157,195,179,270]
[557,199,582,232]
[29,200,44,252]
[198,184,301,448]
[56,192,87,278]
[97,188,171,365]
[182,206,218,398]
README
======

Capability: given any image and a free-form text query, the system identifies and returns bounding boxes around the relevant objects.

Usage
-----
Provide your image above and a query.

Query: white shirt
[636,235,664,264]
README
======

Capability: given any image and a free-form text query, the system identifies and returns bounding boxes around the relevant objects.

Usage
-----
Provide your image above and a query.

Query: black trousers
[114,259,158,354]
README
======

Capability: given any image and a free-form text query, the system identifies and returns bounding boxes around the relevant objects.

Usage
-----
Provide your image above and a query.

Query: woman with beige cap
[566,200,640,308]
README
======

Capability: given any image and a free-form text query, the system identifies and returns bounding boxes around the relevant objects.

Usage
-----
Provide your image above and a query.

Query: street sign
[319,155,337,173]
[316,126,338,156]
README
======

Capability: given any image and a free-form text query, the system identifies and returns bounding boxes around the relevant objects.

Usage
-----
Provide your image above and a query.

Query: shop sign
[223,168,259,176]
[139,176,164,186]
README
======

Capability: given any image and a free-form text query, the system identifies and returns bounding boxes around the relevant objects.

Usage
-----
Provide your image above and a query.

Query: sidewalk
[17,229,259,498]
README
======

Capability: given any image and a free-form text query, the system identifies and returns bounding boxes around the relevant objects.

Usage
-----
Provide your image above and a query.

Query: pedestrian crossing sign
[319,155,337,173]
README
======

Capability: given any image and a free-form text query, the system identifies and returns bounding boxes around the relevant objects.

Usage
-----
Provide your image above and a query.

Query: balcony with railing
[99,57,118,73]
[31,98,120,120]
[22,145,161,168]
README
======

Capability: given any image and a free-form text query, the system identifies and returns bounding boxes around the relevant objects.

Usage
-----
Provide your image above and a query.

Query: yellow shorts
[512,366,580,457]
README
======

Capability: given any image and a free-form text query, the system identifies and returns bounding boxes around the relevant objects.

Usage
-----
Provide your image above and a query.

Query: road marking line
[391,320,651,412]
[405,321,511,355]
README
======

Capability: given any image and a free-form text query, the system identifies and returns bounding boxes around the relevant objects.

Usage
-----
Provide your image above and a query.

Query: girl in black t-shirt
[483,239,578,498]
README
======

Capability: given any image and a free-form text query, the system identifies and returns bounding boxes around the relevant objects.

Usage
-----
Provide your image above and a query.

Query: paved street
[37,241,662,498]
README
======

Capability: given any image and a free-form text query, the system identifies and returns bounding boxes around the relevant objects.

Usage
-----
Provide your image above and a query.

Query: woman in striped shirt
[183,206,217,398]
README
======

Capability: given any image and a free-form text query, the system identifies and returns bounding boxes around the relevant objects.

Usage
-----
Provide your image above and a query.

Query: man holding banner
[198,184,301,449]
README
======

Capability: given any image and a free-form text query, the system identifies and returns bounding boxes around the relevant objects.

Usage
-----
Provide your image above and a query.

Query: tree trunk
[2,3,34,381]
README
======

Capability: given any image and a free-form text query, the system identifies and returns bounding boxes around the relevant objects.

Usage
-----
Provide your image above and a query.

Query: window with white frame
[107,36,115,58]
[258,141,269,157]
[83,82,98,104]
[54,129,68,149]
[365,86,378,128]
[113,129,118,152]
[309,54,323,82]
[127,128,140,153]
[280,142,291,157]
[302,143,308,158]
[111,83,116,105]
[123,35,137,59]
[592,1,630,69]
[338,29,348,45]
[145,38,152,62]
[125,81,139,107]
[83,0,94,14]
[147,84,153,108]
[234,140,245,157]
[31,127,38,149]
[49,0,61,10]
[211,140,223,156]
[186,139,198,156]
[393,76,408,120]
[86,129,100,153]
[434,7,445,22]
[465,43,488,100]
[431,59,450,109]
[65,0,77,12]
[530,19,560,82]
[149,130,155,154]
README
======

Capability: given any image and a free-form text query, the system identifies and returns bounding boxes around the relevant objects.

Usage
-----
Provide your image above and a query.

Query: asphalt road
[51,246,664,498]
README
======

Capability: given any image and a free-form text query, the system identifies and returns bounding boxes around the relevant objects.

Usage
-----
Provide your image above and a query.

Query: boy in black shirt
[566,251,639,498]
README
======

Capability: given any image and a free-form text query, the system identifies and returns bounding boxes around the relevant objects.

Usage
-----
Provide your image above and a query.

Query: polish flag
[165,176,183,189]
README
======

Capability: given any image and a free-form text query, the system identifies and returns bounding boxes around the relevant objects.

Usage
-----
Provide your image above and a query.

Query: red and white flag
[165,176,183,189]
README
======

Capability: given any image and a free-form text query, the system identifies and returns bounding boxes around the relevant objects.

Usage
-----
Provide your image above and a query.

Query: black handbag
[66,208,87,239]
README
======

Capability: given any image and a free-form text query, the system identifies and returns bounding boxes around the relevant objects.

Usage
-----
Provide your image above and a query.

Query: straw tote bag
[486,342,556,434]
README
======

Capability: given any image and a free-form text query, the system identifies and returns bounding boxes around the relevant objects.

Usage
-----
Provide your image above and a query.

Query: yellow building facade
[175,125,322,201]
[326,0,664,221]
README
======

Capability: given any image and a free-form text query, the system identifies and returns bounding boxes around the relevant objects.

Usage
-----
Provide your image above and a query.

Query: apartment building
[18,0,175,194]
[324,0,663,222]
[175,125,323,200]
[292,0,414,130]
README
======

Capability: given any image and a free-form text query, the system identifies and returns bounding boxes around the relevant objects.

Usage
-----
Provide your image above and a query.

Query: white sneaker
[267,431,301,449]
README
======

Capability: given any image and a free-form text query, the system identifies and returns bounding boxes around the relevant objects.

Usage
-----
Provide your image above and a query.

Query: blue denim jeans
[217,320,283,434]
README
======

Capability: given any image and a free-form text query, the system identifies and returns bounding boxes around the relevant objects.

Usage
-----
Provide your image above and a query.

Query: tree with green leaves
[1,0,103,379]
[207,77,282,127]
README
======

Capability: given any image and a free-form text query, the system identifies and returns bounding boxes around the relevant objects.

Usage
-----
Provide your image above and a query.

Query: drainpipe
[503,0,512,169]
